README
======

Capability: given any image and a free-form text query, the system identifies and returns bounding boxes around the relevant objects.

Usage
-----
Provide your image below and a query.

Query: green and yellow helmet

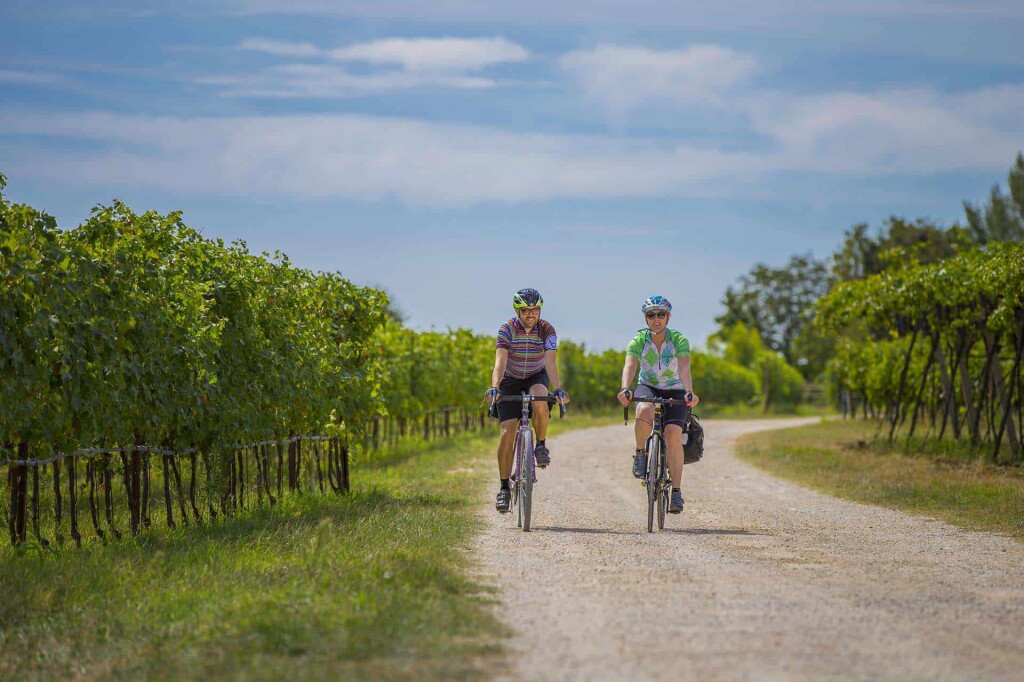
[512,288,544,309]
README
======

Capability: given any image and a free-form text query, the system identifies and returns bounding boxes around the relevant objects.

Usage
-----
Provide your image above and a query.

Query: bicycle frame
[625,395,689,532]
[514,396,537,485]
[493,393,564,532]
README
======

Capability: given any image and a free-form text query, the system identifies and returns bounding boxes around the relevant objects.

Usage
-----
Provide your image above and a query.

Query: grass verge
[697,403,836,419]
[0,409,617,681]
[736,419,1024,540]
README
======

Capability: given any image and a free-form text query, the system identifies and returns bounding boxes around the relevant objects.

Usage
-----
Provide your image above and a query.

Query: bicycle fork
[643,410,670,489]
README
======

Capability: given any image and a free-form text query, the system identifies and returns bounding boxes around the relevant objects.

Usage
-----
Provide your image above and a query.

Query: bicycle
[623,394,691,533]
[490,393,565,532]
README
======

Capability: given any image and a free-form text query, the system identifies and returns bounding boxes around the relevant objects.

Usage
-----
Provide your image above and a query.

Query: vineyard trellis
[2,436,349,547]
[2,409,501,547]
[818,243,1024,463]
[364,407,493,451]
[1,179,389,547]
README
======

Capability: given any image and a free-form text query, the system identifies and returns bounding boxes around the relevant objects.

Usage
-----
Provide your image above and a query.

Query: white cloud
[3,81,1021,206]
[211,35,526,97]
[213,1,1024,22]
[329,36,529,72]
[0,69,65,85]
[201,63,495,97]
[953,84,1024,129]
[554,44,1023,171]
[748,86,1024,174]
[560,44,758,115]
[238,38,321,58]
[553,226,668,236]
[0,112,760,205]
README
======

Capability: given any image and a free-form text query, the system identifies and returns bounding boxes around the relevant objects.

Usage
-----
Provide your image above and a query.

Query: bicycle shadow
[660,528,761,536]
[530,526,761,537]
[530,526,638,536]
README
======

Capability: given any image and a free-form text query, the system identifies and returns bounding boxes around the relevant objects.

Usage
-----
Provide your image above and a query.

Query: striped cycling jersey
[496,317,558,379]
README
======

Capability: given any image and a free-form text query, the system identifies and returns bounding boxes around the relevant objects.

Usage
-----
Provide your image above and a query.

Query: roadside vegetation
[715,154,1023,447]
[698,403,834,420]
[721,153,1024,545]
[737,419,1024,539]
[0,411,612,681]
[1,433,498,681]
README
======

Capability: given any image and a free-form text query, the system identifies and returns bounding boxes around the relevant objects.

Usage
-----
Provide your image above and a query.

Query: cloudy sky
[2,1,1023,351]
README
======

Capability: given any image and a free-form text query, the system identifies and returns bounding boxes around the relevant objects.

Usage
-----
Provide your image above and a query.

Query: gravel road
[473,419,1024,682]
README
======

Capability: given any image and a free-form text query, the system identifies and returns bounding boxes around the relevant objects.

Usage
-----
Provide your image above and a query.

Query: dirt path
[473,419,1024,682]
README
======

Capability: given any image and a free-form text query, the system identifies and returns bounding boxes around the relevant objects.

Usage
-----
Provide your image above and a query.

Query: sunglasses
[645,312,668,319]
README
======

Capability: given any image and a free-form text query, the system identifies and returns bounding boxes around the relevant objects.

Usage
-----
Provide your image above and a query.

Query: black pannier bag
[683,413,704,464]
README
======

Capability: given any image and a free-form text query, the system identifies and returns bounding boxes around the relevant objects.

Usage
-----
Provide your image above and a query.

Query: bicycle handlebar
[629,395,692,405]
[488,393,566,419]
[622,394,693,424]
[494,394,560,403]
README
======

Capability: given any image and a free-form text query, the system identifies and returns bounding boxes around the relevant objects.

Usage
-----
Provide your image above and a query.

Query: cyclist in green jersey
[616,295,699,514]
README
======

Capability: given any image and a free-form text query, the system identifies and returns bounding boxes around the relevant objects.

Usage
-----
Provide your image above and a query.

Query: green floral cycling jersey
[626,328,691,390]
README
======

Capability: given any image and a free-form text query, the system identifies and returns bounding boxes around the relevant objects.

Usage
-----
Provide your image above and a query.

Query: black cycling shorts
[633,384,690,428]
[494,370,550,422]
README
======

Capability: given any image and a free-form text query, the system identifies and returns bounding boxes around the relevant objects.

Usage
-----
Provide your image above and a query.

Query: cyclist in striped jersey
[485,288,569,513]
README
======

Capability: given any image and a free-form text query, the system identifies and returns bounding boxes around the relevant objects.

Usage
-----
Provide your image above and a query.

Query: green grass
[0,409,617,681]
[697,402,836,419]
[736,419,1024,539]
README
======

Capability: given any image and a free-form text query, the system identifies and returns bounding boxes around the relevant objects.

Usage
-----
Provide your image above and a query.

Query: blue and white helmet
[641,295,672,314]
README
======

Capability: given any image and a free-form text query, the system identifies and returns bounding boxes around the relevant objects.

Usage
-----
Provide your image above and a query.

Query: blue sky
[2,1,1023,351]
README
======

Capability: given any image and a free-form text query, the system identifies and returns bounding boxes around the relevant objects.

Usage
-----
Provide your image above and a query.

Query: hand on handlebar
[616,387,632,408]
[553,388,570,406]
[484,387,501,404]
[685,391,699,407]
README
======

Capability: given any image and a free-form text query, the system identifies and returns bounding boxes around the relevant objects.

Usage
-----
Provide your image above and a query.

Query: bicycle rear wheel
[520,429,534,532]
[646,437,660,533]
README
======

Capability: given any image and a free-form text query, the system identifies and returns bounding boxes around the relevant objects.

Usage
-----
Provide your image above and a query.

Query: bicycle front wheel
[520,429,534,532]
[657,482,668,530]
[511,429,523,527]
[646,437,660,533]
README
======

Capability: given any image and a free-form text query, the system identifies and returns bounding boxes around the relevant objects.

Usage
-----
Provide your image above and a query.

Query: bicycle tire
[509,430,524,524]
[657,482,667,530]
[646,437,659,533]
[516,488,523,528]
[521,428,534,532]
[658,442,669,529]
[512,431,523,528]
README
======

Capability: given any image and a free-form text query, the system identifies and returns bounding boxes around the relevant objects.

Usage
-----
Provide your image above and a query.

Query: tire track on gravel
[473,419,1024,682]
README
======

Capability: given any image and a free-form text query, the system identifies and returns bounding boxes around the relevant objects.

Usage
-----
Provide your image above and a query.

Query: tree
[372,286,407,324]
[706,322,804,410]
[715,253,832,371]
[963,153,1024,244]
[832,217,973,282]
